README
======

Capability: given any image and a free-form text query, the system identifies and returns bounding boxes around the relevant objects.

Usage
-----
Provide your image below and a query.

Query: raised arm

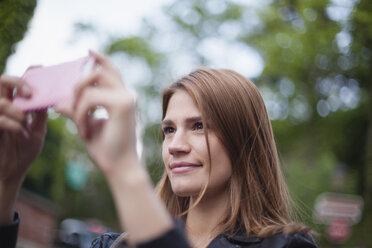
[56,51,176,246]
[0,75,47,247]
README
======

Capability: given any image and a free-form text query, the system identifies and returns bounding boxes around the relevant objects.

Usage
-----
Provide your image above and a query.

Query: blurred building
[15,189,58,248]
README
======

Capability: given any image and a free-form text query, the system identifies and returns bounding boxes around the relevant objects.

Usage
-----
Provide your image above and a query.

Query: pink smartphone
[13,56,96,112]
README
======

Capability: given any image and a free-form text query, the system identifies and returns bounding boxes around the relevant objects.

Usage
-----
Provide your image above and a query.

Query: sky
[4,0,360,154]
[5,0,173,75]
[5,0,357,123]
[3,0,266,172]
[5,0,264,81]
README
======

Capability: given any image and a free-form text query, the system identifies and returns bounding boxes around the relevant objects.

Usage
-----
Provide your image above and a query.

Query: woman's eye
[194,122,203,130]
[162,126,175,134]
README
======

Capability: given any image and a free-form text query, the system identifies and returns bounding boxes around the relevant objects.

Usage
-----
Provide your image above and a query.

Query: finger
[73,70,122,110]
[29,110,47,132]
[22,110,47,140]
[0,115,25,133]
[85,118,106,141]
[0,75,31,98]
[73,71,106,110]
[75,70,107,93]
[54,101,74,118]
[74,88,122,139]
[74,88,107,139]
[89,50,118,74]
[0,98,26,123]
[28,65,43,70]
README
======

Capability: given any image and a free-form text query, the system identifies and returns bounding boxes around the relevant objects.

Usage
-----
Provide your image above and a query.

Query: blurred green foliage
[129,0,371,246]
[106,37,164,67]
[2,0,372,246]
[0,0,36,73]
[71,0,372,245]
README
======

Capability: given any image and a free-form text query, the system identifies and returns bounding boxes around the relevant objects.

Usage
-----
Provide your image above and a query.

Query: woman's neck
[185,190,229,248]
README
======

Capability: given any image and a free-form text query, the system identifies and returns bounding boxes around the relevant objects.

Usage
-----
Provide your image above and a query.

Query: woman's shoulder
[89,225,190,248]
[262,231,318,248]
[224,231,318,248]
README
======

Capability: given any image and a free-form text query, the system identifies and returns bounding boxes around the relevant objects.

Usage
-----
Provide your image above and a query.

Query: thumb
[29,110,47,133]
[54,101,74,119]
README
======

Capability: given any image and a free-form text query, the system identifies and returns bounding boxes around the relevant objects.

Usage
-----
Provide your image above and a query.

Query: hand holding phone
[13,56,95,112]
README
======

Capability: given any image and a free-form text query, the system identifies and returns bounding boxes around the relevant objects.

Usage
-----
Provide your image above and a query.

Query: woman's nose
[168,130,191,155]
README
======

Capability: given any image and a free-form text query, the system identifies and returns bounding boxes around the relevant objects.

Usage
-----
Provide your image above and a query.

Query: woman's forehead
[164,91,201,117]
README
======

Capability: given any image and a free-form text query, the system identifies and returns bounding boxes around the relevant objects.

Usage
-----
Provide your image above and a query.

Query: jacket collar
[175,218,263,246]
[222,228,263,245]
[206,232,262,248]
[228,232,262,244]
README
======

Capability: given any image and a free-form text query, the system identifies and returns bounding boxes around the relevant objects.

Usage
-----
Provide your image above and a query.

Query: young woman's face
[162,90,232,198]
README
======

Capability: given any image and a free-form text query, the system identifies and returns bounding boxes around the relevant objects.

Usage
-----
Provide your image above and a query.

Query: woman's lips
[170,162,202,173]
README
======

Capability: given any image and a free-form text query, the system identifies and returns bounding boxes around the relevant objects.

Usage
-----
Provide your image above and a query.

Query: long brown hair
[157,68,309,238]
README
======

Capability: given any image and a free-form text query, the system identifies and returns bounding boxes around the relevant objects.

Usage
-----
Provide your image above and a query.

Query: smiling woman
[161,90,232,200]
[156,69,317,248]
[0,54,317,248]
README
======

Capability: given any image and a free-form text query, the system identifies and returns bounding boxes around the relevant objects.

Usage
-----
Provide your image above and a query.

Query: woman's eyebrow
[161,119,173,126]
[161,116,202,126]
[185,116,202,123]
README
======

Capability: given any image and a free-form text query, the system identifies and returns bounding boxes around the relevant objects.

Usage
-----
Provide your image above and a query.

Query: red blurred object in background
[326,218,351,244]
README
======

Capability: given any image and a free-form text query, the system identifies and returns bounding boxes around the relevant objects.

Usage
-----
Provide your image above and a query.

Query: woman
[0,52,317,248]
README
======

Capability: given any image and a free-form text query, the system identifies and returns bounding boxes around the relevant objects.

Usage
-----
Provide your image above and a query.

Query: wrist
[0,179,23,225]
[105,156,150,193]
[103,158,173,243]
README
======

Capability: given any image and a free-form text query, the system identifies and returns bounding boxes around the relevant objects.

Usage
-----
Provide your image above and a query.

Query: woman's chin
[171,185,202,197]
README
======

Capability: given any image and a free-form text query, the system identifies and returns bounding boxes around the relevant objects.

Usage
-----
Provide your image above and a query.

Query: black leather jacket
[1,214,318,248]
[90,226,318,248]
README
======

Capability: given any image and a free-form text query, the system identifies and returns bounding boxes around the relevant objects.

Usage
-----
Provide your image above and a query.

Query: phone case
[13,56,95,112]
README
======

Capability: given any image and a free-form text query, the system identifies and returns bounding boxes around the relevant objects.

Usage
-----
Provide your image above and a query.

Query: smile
[170,162,202,174]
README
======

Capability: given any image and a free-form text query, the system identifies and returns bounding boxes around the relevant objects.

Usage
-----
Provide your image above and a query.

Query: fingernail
[22,85,31,96]
[89,50,96,57]
[26,113,33,125]
[22,129,30,139]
